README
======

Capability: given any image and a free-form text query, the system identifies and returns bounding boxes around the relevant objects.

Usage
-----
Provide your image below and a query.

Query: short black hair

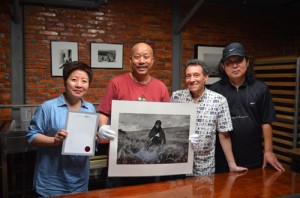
[185,59,209,75]
[62,61,93,84]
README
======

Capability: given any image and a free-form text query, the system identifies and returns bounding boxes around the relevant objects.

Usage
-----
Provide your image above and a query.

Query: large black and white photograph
[194,45,224,84]
[51,41,78,76]
[108,100,196,177]
[91,43,123,69]
[117,113,190,165]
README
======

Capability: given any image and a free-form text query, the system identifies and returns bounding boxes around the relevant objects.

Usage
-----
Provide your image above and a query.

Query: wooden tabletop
[54,166,300,198]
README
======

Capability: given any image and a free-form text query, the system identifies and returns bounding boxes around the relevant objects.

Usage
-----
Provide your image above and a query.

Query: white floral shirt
[171,88,232,176]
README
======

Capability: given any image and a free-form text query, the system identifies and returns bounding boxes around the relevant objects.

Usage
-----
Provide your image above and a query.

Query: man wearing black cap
[210,42,285,173]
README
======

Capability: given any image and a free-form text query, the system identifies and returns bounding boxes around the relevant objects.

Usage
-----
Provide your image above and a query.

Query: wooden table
[54,167,300,198]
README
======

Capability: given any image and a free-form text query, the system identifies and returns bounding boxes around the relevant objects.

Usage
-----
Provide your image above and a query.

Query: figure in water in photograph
[146,120,166,150]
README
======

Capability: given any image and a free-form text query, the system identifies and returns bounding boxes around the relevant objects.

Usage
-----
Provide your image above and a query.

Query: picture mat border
[108,100,196,177]
[62,111,99,156]
[90,43,123,69]
[51,41,78,76]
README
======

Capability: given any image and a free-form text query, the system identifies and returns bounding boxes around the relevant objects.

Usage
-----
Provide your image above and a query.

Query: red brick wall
[182,3,291,62]
[24,0,173,106]
[1,0,299,120]
[178,2,300,91]
[0,3,11,120]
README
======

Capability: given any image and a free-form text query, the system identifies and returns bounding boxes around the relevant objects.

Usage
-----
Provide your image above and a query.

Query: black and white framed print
[51,41,78,76]
[91,43,123,69]
[194,45,224,84]
[108,100,197,177]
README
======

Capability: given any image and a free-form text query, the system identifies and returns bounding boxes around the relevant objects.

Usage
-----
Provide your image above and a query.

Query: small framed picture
[51,41,78,76]
[194,45,224,84]
[91,43,123,69]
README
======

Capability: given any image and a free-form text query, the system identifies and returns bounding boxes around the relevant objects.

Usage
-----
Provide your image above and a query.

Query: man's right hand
[98,125,116,140]
[189,133,200,150]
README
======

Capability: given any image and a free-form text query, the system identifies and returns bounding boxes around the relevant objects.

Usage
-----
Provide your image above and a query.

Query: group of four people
[27,42,285,197]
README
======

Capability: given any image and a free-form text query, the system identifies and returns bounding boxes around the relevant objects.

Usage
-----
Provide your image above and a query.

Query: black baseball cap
[222,42,246,61]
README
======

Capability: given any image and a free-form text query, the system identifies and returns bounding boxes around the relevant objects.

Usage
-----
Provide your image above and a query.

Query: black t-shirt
[210,79,276,173]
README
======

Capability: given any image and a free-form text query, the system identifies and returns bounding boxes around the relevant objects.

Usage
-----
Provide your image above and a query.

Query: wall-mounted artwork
[194,45,224,84]
[91,43,123,69]
[108,100,196,177]
[51,41,78,76]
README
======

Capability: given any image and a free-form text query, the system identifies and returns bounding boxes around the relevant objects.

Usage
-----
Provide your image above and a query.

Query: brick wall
[0,0,299,120]
[182,3,298,62]
[0,3,11,120]
[24,0,173,106]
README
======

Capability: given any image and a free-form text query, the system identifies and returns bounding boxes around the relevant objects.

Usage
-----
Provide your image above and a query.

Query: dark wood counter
[54,167,300,198]
[1,120,37,198]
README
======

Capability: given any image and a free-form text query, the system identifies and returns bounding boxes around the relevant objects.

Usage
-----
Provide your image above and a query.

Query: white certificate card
[62,111,99,156]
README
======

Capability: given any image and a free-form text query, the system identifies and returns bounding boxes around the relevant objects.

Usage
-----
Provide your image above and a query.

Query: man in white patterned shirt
[171,59,247,176]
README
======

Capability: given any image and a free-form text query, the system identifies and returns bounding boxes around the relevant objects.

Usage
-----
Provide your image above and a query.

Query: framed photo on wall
[51,41,78,76]
[91,43,123,69]
[194,45,224,84]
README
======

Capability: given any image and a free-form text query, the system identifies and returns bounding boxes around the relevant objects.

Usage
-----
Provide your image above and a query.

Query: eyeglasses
[223,56,245,67]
